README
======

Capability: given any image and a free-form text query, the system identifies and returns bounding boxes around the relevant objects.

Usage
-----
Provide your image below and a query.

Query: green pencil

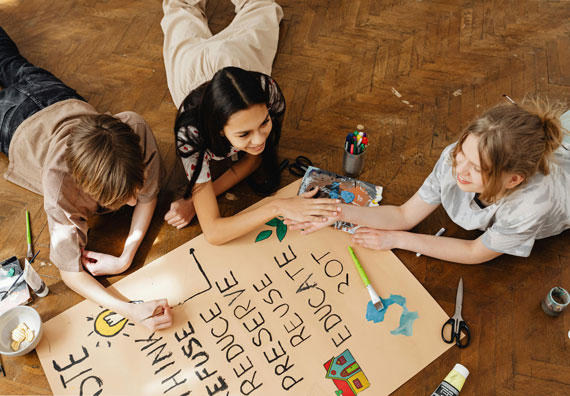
[25,210,33,260]
[348,246,384,310]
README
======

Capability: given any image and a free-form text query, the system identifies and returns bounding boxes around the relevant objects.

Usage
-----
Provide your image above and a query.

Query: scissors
[441,277,471,348]
[288,156,313,177]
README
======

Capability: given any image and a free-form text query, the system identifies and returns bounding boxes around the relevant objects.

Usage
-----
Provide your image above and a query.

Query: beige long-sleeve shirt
[4,99,162,271]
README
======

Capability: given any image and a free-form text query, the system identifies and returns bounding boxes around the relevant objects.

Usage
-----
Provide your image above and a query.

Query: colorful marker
[345,130,369,155]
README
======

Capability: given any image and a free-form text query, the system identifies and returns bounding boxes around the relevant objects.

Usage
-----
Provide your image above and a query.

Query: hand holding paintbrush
[348,246,384,310]
[142,305,174,321]
[127,299,174,330]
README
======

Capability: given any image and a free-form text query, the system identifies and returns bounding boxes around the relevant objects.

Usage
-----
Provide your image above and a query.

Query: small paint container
[431,363,469,396]
[342,149,366,177]
[541,287,569,316]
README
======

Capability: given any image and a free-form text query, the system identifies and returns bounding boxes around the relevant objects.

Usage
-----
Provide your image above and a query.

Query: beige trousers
[161,0,283,108]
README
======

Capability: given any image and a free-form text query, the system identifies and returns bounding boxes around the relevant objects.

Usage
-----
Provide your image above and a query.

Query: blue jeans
[0,27,85,155]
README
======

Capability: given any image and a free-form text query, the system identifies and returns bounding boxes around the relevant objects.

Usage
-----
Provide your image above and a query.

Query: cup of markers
[342,130,368,177]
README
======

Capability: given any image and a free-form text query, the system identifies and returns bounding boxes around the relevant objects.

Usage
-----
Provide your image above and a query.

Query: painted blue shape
[390,307,419,336]
[365,294,419,336]
[340,190,355,204]
[388,294,406,306]
[330,191,339,199]
[365,297,393,322]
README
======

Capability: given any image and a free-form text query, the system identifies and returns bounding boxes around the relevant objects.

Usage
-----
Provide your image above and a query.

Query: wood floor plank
[0,0,569,394]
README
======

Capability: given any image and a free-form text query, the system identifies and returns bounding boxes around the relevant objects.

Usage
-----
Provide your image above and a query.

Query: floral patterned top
[176,72,286,184]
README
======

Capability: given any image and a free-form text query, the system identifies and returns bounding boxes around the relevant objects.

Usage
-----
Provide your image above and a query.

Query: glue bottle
[23,259,49,297]
[431,364,469,396]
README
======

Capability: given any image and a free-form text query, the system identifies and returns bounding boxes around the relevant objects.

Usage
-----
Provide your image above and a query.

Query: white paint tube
[23,259,49,297]
[431,364,469,396]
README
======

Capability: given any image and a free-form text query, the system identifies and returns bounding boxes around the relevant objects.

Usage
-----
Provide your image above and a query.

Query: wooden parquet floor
[1,0,569,395]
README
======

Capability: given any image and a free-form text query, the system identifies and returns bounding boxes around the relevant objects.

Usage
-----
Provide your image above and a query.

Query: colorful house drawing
[323,349,370,395]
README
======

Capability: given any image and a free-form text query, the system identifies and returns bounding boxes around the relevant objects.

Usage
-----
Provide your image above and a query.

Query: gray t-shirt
[418,142,570,257]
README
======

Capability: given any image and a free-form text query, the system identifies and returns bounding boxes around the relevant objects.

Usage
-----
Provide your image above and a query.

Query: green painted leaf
[265,218,280,227]
[276,222,287,242]
[255,230,272,242]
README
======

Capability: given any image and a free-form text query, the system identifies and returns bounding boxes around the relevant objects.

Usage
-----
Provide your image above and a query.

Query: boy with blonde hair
[0,27,172,330]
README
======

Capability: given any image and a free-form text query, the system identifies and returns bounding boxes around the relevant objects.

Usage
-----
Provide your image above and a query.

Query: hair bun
[542,115,562,152]
[522,96,565,156]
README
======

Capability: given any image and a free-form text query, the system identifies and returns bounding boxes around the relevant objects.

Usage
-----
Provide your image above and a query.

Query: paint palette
[0,256,32,315]
[298,166,383,233]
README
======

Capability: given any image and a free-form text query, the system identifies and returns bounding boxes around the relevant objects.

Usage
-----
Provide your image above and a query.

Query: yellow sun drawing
[86,308,134,348]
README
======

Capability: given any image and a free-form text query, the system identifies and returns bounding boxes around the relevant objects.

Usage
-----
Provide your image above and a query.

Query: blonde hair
[451,97,567,203]
[65,115,145,209]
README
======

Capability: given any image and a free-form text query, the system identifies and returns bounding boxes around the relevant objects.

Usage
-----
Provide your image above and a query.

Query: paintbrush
[25,210,33,260]
[348,246,384,310]
[141,305,174,321]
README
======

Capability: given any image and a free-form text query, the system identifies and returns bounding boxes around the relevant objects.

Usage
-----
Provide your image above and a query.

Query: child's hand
[284,214,339,234]
[352,228,399,250]
[81,250,128,276]
[278,188,341,223]
[132,300,172,331]
[165,197,196,229]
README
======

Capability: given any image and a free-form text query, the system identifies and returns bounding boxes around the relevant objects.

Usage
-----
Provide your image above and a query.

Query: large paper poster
[36,183,453,395]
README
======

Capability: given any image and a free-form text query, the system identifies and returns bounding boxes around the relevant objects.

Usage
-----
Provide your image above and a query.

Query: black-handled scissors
[441,277,471,348]
[288,156,313,177]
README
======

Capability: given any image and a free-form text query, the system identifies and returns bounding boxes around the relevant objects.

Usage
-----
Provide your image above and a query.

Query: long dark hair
[175,67,284,198]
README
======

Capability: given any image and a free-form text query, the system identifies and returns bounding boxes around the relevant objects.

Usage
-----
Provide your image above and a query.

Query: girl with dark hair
[176,67,284,199]
[161,1,340,244]
[289,98,570,264]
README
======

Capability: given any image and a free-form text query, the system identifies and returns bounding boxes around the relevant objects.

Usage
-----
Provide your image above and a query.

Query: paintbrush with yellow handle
[348,246,384,310]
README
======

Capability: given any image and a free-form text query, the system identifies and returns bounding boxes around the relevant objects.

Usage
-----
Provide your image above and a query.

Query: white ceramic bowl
[0,306,43,356]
